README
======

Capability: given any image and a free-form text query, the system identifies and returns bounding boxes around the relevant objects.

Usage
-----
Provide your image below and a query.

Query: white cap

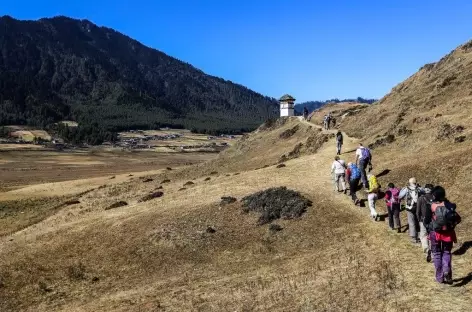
[409,177,417,185]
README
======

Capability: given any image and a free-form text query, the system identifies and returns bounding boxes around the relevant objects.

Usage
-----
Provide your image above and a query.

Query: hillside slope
[1,118,471,311]
[0,16,278,132]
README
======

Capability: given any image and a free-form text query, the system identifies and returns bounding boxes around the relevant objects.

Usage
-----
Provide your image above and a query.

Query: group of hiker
[331,133,462,285]
[323,112,336,130]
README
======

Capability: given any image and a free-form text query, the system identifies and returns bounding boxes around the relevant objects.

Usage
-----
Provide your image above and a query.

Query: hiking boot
[426,250,432,263]
[397,228,402,234]
[411,238,419,244]
[343,189,347,195]
[443,274,453,285]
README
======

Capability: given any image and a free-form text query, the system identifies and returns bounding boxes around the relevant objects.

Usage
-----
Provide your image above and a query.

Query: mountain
[0,16,278,134]
[294,97,376,115]
[341,39,472,140]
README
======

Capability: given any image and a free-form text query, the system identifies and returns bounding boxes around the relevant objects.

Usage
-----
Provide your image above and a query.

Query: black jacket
[417,193,434,222]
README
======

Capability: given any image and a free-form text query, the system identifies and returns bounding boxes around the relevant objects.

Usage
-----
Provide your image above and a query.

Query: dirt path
[295,118,472,309]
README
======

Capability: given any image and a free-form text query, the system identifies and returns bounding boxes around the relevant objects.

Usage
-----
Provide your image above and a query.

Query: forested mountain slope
[0,16,278,133]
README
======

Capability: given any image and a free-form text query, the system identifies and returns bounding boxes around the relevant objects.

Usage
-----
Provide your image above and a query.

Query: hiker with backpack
[355,143,372,189]
[335,131,343,155]
[347,162,361,205]
[331,156,347,193]
[423,186,461,284]
[417,184,435,260]
[385,183,401,232]
[399,178,423,244]
[367,173,380,221]
[303,107,309,120]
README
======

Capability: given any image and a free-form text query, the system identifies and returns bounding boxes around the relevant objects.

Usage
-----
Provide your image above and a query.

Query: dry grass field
[1,40,472,312]
[0,149,213,192]
[0,117,471,311]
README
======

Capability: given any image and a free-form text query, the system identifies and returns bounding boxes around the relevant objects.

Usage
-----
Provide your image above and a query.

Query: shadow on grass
[376,169,391,178]
[453,241,472,256]
[453,272,472,287]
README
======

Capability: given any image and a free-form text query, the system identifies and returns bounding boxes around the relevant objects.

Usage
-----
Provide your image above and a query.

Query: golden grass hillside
[1,117,471,312]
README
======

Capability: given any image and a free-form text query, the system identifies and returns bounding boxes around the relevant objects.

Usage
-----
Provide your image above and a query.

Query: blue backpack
[350,164,361,180]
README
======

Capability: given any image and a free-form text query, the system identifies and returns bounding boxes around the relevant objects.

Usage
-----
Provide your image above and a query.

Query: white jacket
[331,160,346,174]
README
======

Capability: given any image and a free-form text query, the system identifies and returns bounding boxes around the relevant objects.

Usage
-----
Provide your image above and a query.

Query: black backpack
[431,201,458,231]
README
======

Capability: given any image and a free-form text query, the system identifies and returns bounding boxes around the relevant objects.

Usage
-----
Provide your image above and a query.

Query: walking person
[367,174,380,221]
[303,106,309,120]
[423,186,461,284]
[335,131,343,155]
[331,156,347,193]
[355,143,372,189]
[385,183,402,232]
[417,184,435,261]
[399,178,422,244]
[347,162,361,205]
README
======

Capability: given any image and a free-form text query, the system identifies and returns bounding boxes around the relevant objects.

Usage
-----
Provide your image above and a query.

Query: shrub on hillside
[279,125,300,139]
[241,187,312,225]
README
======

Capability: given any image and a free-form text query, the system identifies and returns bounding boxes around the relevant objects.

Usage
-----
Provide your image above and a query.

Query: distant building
[279,94,296,117]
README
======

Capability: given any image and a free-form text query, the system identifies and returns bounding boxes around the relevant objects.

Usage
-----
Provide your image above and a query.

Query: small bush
[178,188,187,191]
[279,125,300,139]
[241,187,312,225]
[138,192,164,203]
[455,136,466,143]
[269,224,283,232]
[67,262,86,280]
[210,171,218,175]
[220,196,237,205]
[206,226,216,233]
[142,178,154,183]
[276,164,286,168]
[204,177,211,181]
[161,179,171,184]
[166,167,172,171]
[184,181,195,186]
[105,201,128,210]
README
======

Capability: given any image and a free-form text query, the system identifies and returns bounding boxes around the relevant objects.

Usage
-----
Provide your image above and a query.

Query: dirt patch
[138,192,164,203]
[105,201,128,210]
[241,187,312,225]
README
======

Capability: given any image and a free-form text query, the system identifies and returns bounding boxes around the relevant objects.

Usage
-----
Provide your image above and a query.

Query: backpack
[405,187,419,212]
[361,147,371,160]
[350,165,361,180]
[389,187,400,205]
[336,133,343,143]
[431,202,458,231]
[369,175,379,193]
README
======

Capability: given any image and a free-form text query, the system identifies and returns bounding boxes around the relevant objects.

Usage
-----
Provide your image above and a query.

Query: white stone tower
[279,94,295,117]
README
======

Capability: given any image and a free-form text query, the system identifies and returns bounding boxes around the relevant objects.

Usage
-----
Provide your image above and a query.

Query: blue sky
[1,0,472,102]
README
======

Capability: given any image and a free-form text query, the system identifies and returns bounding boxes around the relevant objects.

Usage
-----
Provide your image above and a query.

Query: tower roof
[279,94,296,102]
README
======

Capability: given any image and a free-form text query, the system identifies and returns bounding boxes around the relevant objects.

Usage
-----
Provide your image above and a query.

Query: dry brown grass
[1,116,471,311]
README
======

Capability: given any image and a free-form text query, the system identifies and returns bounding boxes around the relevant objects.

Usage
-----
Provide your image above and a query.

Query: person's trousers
[336,142,342,155]
[406,210,419,239]
[419,222,430,253]
[335,173,346,191]
[359,159,368,188]
[368,193,378,217]
[349,178,359,202]
[387,203,401,229]
[430,232,453,283]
